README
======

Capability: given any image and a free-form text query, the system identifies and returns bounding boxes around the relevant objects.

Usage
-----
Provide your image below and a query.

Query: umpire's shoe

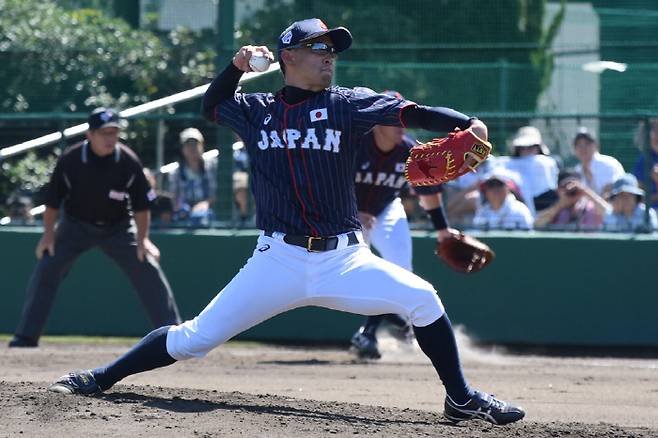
[8,335,38,348]
[48,370,102,396]
[350,330,381,359]
[444,391,525,425]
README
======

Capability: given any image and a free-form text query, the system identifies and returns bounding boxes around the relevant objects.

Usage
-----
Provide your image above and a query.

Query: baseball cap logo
[282,30,293,44]
[100,111,114,122]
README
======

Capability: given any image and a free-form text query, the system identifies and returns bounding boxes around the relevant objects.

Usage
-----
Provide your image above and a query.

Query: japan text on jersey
[215,86,415,236]
[354,133,441,217]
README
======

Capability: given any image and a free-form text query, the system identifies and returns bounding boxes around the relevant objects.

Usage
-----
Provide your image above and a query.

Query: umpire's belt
[264,230,361,252]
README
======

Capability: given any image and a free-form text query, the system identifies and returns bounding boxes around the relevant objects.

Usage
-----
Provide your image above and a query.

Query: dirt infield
[2,333,657,437]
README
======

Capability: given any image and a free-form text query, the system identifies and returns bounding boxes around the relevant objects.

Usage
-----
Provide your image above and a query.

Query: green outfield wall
[1,228,656,347]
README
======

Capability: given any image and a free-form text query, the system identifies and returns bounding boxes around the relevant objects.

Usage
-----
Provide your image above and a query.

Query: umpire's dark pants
[14,214,181,341]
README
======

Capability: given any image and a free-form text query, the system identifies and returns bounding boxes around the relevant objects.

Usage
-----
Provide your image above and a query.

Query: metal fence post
[642,115,653,232]
[498,58,509,149]
[155,115,166,189]
[216,0,236,225]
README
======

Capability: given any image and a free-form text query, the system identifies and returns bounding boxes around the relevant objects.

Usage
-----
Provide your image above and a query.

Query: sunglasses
[484,179,506,188]
[287,42,337,55]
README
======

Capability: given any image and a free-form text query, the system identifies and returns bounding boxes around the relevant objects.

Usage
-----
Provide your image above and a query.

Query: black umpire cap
[88,107,123,130]
[277,18,352,56]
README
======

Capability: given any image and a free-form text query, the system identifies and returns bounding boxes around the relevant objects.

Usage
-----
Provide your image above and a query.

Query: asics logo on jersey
[263,114,272,125]
[257,128,342,153]
[355,171,407,188]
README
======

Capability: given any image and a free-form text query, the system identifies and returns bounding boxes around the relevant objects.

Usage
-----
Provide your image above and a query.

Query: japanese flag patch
[310,108,328,122]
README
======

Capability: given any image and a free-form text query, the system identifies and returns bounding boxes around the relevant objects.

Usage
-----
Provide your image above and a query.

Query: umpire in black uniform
[9,108,181,347]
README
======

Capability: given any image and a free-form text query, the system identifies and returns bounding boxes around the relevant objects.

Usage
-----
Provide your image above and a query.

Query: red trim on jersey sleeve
[398,102,417,129]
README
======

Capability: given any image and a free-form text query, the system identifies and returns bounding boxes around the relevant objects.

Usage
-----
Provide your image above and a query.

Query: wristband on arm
[426,206,449,231]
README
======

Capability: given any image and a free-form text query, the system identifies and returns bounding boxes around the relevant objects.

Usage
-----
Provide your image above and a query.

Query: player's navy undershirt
[355,132,441,217]
[202,62,471,236]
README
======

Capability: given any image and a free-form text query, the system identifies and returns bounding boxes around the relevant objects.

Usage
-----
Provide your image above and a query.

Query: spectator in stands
[442,156,497,228]
[168,128,217,226]
[534,170,609,231]
[231,139,251,226]
[4,192,35,225]
[572,127,624,198]
[501,126,559,215]
[632,118,658,209]
[472,169,533,231]
[603,173,657,232]
[143,168,174,226]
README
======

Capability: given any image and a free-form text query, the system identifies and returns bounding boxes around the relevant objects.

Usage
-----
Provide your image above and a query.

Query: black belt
[264,231,359,252]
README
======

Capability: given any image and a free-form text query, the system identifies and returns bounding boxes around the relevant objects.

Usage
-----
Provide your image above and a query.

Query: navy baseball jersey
[213,86,413,236]
[355,131,442,216]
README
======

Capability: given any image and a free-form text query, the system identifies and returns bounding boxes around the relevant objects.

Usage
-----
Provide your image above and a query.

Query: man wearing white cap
[168,127,217,225]
[502,126,559,216]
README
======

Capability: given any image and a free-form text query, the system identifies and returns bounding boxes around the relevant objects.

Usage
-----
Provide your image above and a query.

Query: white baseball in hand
[249,54,271,72]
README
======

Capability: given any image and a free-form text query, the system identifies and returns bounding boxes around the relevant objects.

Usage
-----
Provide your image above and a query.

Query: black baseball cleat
[48,370,102,395]
[350,330,381,359]
[444,391,525,425]
[8,335,38,348]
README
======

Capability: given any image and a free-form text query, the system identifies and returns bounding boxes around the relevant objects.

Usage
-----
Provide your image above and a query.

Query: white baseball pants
[166,230,444,360]
[363,197,413,271]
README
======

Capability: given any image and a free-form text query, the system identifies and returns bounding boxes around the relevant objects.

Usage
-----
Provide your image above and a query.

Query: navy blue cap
[88,107,122,130]
[382,90,403,99]
[277,18,352,56]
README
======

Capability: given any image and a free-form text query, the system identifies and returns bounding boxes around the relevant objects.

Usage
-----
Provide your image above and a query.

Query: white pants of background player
[166,228,444,360]
[362,197,412,271]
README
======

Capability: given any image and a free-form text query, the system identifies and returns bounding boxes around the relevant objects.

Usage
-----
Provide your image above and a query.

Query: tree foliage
[0,0,218,204]
[0,0,215,113]
[0,151,58,209]
[237,0,565,112]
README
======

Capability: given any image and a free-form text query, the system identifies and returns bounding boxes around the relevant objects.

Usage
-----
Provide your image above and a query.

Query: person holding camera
[534,170,609,231]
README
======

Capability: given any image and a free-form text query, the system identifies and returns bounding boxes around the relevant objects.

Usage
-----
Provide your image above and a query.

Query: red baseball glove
[437,232,495,274]
[404,129,492,186]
